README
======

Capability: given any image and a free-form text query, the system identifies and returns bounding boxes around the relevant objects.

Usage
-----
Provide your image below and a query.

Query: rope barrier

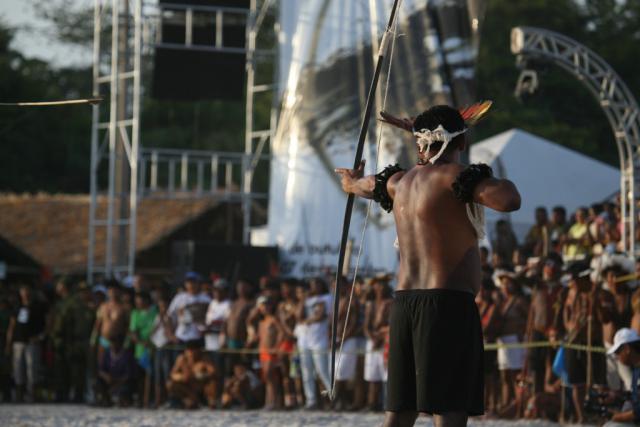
[147,340,607,356]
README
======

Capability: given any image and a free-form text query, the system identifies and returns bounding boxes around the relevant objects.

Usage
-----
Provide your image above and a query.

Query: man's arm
[335,160,375,199]
[473,178,521,212]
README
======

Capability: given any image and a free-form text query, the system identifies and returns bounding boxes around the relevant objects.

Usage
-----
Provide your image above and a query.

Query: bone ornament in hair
[412,125,468,164]
[379,101,493,164]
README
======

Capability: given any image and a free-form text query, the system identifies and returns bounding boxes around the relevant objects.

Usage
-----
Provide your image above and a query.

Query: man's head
[542,253,563,281]
[184,271,201,295]
[575,207,588,224]
[551,206,566,225]
[106,279,122,302]
[236,279,253,299]
[310,277,328,296]
[257,295,275,316]
[609,328,640,367]
[185,338,204,360]
[535,207,548,226]
[55,279,70,297]
[134,291,151,310]
[412,105,466,164]
[213,278,230,300]
[566,262,592,292]
[280,278,296,300]
[496,270,518,295]
[18,284,32,304]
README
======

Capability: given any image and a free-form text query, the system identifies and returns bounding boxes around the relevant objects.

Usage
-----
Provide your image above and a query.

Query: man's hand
[335,160,366,194]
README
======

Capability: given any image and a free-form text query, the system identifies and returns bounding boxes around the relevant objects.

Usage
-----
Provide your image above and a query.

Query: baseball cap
[213,278,230,290]
[184,271,201,282]
[607,328,640,355]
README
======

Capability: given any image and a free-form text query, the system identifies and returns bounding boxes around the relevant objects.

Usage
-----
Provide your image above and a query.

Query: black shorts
[386,289,484,415]
[564,347,606,386]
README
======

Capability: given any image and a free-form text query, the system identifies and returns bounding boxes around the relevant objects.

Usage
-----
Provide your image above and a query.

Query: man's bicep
[386,171,405,200]
[474,178,521,212]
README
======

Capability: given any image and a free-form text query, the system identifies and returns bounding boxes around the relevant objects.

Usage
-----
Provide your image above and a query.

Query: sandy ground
[0,405,596,427]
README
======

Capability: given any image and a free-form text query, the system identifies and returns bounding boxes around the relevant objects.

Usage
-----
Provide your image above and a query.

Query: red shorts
[278,340,295,354]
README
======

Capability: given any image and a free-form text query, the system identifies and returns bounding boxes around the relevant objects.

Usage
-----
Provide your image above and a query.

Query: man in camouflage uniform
[51,280,95,402]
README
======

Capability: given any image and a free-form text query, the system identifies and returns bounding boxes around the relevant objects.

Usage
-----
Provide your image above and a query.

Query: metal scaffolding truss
[511,26,640,257]
[88,0,142,282]
[88,0,277,282]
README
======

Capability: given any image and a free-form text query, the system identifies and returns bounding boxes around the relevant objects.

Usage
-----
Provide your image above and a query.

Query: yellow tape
[157,340,607,356]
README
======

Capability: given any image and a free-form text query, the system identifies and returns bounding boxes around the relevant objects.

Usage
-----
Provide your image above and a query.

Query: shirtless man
[255,296,286,409]
[276,279,299,408]
[166,340,217,409]
[336,105,520,427]
[224,280,254,375]
[92,282,130,366]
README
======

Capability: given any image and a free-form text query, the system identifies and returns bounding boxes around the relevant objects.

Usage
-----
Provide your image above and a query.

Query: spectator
[50,280,95,403]
[604,328,640,426]
[128,291,157,407]
[601,265,633,391]
[528,254,566,394]
[224,279,254,374]
[95,335,136,407]
[480,246,494,282]
[562,264,607,423]
[299,277,332,410]
[168,273,211,347]
[494,270,529,411]
[166,339,217,409]
[524,207,550,257]
[221,362,262,409]
[493,219,519,264]
[477,278,501,415]
[92,281,130,369]
[5,284,47,402]
[332,278,361,410]
[203,278,231,395]
[276,278,299,409]
[255,296,285,409]
[564,207,593,261]
[0,297,12,402]
[150,294,177,408]
[363,276,392,411]
[550,206,568,253]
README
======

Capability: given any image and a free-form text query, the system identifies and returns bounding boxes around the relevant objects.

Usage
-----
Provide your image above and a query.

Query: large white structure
[263,0,485,277]
[470,128,620,243]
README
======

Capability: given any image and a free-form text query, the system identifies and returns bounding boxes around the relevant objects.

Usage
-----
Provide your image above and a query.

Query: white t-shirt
[168,291,212,341]
[304,293,333,350]
[204,299,231,351]
[150,315,170,349]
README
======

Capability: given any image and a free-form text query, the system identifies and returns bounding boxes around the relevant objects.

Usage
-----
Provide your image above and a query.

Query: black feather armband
[373,164,404,212]
[452,163,493,203]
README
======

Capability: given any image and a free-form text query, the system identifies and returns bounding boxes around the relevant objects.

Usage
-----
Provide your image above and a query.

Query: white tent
[470,128,620,243]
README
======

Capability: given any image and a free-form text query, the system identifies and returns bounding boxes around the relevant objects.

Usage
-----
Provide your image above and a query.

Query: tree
[474,0,640,168]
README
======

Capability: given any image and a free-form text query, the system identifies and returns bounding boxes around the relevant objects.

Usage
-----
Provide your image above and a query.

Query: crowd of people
[1,200,640,423]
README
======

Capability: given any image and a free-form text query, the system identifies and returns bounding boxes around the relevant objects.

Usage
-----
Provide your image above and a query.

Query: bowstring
[330,0,402,400]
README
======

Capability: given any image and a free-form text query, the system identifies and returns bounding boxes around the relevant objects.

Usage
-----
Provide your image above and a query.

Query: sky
[0,0,92,68]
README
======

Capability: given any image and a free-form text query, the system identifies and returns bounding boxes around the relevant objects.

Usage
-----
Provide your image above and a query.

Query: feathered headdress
[379,101,493,164]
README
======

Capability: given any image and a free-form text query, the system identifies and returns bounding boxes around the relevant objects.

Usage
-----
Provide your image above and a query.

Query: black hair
[630,341,640,354]
[413,105,466,152]
[135,291,152,304]
[535,206,547,213]
[552,205,566,215]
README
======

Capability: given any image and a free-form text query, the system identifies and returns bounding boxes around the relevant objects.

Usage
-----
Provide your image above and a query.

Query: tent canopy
[469,128,620,242]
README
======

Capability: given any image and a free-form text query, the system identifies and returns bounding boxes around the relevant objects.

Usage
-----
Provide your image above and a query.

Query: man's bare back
[389,163,481,294]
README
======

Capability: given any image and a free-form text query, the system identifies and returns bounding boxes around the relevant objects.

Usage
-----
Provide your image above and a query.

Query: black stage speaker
[153,0,250,101]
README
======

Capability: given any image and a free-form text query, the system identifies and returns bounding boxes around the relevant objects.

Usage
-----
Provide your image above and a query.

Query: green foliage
[474,0,640,167]
[0,21,92,193]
